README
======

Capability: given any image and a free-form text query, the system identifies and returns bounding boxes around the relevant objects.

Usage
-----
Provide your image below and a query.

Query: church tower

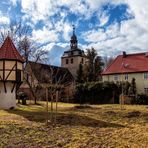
[61,26,87,79]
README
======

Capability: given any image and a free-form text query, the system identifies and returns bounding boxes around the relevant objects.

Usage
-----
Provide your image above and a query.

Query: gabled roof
[102,52,148,75]
[0,36,24,62]
[29,61,74,85]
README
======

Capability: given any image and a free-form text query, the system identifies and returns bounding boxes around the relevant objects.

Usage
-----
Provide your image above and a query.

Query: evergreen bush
[131,94,148,105]
[75,81,121,104]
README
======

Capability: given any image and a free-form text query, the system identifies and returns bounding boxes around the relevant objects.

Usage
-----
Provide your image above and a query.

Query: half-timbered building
[0,36,24,109]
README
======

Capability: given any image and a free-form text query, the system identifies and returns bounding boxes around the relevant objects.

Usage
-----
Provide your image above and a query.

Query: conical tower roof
[70,25,78,50]
[0,36,24,62]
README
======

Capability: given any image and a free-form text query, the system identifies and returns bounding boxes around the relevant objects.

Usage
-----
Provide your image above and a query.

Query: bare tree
[26,61,74,125]
[37,65,73,125]
[103,56,114,68]
[45,66,73,126]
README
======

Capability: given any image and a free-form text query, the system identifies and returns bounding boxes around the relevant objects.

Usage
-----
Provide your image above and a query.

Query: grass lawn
[0,102,148,148]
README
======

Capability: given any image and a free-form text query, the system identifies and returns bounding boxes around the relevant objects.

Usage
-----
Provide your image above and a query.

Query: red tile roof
[102,52,148,75]
[0,36,24,62]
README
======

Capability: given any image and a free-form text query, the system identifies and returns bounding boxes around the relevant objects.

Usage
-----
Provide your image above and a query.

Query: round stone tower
[0,36,24,109]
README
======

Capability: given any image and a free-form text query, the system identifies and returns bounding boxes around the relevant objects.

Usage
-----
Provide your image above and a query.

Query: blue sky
[0,0,148,65]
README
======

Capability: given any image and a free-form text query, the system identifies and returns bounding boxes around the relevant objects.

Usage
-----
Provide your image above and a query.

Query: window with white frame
[144,73,148,79]
[144,88,148,93]
[114,74,119,81]
[125,74,128,80]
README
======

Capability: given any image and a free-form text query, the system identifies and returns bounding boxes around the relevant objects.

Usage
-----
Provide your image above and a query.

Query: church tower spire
[61,25,87,79]
[70,25,78,50]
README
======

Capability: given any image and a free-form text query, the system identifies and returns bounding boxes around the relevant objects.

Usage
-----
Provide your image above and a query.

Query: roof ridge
[119,52,146,56]
[29,61,68,70]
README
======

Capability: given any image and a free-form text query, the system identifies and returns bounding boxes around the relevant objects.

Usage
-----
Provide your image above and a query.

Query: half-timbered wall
[0,60,23,82]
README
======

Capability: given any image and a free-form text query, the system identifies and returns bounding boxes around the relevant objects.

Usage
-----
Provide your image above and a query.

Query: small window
[71,58,73,64]
[114,74,119,81]
[144,73,148,79]
[66,59,68,64]
[125,74,128,80]
[81,58,84,64]
[144,88,148,93]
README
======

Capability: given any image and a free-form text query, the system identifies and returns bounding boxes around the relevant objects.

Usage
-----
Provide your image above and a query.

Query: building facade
[61,26,87,79]
[102,52,148,94]
[20,61,75,102]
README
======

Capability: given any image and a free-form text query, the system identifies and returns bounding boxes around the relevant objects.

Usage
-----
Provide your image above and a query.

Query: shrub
[74,81,121,104]
[131,94,148,105]
[17,91,28,105]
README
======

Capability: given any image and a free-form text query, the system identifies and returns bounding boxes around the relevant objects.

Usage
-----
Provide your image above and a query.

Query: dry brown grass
[0,102,148,148]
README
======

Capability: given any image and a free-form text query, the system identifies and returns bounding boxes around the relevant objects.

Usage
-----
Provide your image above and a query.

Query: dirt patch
[105,111,116,115]
[74,105,92,109]
[141,113,148,117]
[141,113,148,121]
[126,111,141,118]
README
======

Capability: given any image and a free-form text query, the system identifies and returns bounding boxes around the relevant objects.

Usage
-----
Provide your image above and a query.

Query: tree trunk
[46,87,49,125]
[50,93,54,124]
[25,79,37,104]
[54,90,59,125]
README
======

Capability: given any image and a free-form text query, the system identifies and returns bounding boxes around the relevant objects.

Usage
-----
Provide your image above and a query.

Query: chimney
[123,51,127,58]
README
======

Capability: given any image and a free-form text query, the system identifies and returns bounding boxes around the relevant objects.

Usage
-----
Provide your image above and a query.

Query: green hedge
[74,81,121,104]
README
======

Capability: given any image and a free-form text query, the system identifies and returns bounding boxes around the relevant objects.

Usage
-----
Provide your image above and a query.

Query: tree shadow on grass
[7,108,125,128]
[56,113,125,128]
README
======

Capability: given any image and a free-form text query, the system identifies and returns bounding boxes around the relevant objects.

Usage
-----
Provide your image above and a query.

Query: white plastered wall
[0,82,16,109]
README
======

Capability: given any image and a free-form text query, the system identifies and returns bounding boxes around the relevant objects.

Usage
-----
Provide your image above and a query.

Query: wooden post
[46,87,49,125]
[54,90,58,125]
[50,93,53,124]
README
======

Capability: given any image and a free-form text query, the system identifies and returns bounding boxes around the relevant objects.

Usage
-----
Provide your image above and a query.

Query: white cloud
[99,11,110,26]
[80,0,148,58]
[125,0,148,31]
[82,29,106,43]
[42,42,69,65]
[62,23,72,41]
[21,0,58,24]
[0,11,10,25]
[82,22,120,43]
[6,0,148,64]
[32,27,59,44]
[10,0,18,6]
[20,0,111,25]
[0,16,10,25]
